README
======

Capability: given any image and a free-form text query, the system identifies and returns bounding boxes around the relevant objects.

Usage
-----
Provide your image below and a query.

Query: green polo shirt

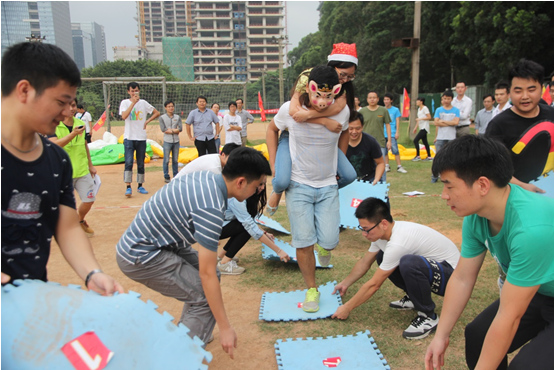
[55,118,90,178]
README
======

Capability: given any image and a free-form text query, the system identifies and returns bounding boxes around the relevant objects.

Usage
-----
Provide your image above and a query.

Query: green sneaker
[303,287,320,313]
[315,244,332,266]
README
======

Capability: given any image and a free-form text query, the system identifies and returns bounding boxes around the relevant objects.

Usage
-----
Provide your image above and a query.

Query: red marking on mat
[61,331,113,370]
[297,302,303,308]
[323,357,342,367]
[350,198,362,208]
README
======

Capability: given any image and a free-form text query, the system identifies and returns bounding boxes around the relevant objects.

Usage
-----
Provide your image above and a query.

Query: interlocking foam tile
[531,171,554,198]
[259,281,341,322]
[275,330,390,370]
[2,279,211,370]
[262,238,333,269]
[339,180,390,229]
[255,214,291,234]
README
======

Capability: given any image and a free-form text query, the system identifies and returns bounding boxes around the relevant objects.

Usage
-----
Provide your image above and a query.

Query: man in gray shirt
[474,95,494,135]
[185,96,220,157]
[236,98,254,147]
[159,100,182,182]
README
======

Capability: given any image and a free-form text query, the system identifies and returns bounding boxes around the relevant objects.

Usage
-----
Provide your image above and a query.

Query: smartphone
[76,125,84,129]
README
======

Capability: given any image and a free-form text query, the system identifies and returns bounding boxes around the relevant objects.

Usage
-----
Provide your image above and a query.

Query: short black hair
[432,135,513,188]
[417,97,426,104]
[220,143,240,156]
[236,98,244,104]
[127,82,139,90]
[482,94,494,101]
[1,42,81,96]
[349,111,364,125]
[164,100,174,107]
[228,101,237,108]
[211,103,220,108]
[355,197,393,224]
[509,59,545,87]
[383,93,394,101]
[308,65,340,89]
[196,95,207,103]
[222,147,272,183]
[494,80,510,93]
[76,104,84,110]
[442,90,454,98]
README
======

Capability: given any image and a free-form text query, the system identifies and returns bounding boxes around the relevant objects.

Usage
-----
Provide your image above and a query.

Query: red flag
[93,110,107,131]
[402,88,410,118]
[542,85,552,105]
[258,91,266,122]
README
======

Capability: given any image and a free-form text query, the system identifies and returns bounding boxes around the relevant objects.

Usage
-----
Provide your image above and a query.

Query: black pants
[194,138,217,157]
[465,293,553,369]
[377,251,454,317]
[413,129,431,157]
[219,219,251,259]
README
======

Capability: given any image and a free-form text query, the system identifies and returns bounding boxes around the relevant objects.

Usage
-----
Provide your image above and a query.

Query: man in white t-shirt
[174,143,240,180]
[119,82,160,197]
[492,80,512,118]
[267,66,349,313]
[223,101,243,146]
[331,197,460,340]
[76,104,92,143]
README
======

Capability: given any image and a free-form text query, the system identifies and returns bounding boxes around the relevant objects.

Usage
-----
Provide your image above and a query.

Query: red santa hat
[327,43,358,66]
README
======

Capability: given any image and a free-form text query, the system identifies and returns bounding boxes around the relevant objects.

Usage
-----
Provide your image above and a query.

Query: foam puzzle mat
[275,330,390,369]
[531,171,553,198]
[2,279,211,369]
[255,214,291,234]
[259,281,342,322]
[339,180,390,229]
[262,238,333,268]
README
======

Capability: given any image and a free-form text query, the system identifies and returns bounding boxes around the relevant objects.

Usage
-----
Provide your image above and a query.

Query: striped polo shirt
[116,171,228,264]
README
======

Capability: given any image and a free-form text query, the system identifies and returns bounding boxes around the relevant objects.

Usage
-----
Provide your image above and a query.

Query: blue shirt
[185,108,219,141]
[385,106,401,137]
[434,106,460,141]
[116,171,228,264]
[224,198,264,240]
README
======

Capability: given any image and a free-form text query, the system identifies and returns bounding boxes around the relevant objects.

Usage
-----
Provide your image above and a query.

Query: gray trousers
[116,245,217,344]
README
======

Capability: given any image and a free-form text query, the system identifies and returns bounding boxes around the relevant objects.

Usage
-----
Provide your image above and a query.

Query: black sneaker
[389,295,415,310]
[402,312,439,340]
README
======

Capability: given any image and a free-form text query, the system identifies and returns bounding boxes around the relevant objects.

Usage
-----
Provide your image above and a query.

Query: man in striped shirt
[116,147,271,359]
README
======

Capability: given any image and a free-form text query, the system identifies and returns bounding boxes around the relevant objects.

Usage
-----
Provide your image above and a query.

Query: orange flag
[258,91,266,122]
[402,88,410,118]
[542,85,552,105]
[93,110,107,131]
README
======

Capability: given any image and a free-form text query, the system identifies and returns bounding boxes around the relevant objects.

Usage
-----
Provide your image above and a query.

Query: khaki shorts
[73,174,96,203]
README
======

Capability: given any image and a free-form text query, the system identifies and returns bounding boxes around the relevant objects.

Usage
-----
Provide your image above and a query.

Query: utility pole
[409,1,421,138]
[261,69,267,108]
[272,35,287,106]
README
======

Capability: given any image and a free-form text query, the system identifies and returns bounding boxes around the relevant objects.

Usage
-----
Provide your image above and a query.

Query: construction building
[136,1,286,82]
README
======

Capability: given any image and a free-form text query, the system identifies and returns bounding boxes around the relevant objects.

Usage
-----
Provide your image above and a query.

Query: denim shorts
[285,181,340,250]
[386,137,400,155]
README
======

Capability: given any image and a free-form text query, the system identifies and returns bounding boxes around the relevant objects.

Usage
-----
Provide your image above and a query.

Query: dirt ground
[46,122,282,369]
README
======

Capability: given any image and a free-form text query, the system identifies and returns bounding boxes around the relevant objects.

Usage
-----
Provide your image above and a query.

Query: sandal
[266,191,279,216]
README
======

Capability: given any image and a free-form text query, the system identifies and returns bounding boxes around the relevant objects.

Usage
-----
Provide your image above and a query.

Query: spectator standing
[185,96,220,157]
[159,100,182,183]
[119,82,160,197]
[354,96,361,111]
[474,94,495,135]
[492,80,512,118]
[75,104,92,143]
[451,82,472,138]
[383,93,407,173]
[412,97,433,161]
[211,103,223,152]
[223,102,243,146]
[360,91,392,172]
[236,98,254,147]
[431,90,460,183]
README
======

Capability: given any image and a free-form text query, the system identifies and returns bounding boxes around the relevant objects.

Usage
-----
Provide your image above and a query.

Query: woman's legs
[268,131,291,211]
[336,150,357,189]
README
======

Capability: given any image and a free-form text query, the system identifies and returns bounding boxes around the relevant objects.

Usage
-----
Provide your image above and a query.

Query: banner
[402,88,410,118]
[542,85,552,105]
[258,91,266,122]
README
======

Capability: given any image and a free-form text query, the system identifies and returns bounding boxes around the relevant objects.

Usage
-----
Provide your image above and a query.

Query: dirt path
[47,122,280,369]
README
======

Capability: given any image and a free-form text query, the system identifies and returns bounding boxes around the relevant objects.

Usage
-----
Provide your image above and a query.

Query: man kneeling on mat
[331,197,460,340]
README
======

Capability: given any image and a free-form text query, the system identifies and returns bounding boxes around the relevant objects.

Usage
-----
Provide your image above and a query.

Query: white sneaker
[217,260,245,275]
[389,295,415,310]
[385,164,391,172]
[397,166,408,173]
[403,312,439,340]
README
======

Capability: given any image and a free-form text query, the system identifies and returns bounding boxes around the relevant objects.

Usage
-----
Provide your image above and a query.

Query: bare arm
[121,97,138,120]
[143,108,161,129]
[373,155,385,185]
[259,232,290,262]
[85,139,96,177]
[266,119,280,173]
[49,126,86,147]
[55,205,124,295]
[332,251,377,296]
[510,176,545,194]
[186,123,194,141]
[338,129,349,154]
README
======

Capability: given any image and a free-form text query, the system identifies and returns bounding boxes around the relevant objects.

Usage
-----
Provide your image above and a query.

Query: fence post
[103,82,111,133]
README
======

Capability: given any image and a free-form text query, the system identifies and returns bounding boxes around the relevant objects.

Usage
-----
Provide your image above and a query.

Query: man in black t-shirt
[346,112,385,184]
[486,59,554,193]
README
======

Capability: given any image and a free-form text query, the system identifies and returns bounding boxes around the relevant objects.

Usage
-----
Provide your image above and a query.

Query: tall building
[72,22,107,70]
[1,1,73,57]
[136,1,286,82]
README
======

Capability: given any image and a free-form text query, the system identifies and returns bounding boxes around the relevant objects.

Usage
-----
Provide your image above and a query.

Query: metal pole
[278,37,284,106]
[103,82,111,133]
[262,69,266,109]
[409,2,421,139]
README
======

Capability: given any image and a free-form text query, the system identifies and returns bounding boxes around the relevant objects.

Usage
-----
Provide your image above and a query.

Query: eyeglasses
[336,69,356,82]
[357,222,381,234]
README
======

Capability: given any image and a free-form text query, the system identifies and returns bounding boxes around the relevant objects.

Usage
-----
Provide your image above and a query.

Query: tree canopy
[81,59,178,80]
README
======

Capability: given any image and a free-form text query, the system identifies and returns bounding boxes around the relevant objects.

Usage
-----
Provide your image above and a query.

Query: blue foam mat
[275,330,390,369]
[530,171,554,198]
[2,279,211,369]
[262,238,333,269]
[339,180,390,229]
[259,281,342,322]
[255,214,291,234]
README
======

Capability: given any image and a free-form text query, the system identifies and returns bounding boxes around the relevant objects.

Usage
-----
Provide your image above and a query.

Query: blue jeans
[215,138,221,153]
[386,137,400,155]
[431,140,450,180]
[272,131,356,193]
[285,181,340,250]
[163,141,180,179]
[124,139,146,184]
[380,147,388,183]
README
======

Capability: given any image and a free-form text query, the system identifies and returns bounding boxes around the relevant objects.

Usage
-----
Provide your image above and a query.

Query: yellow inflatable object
[133,152,151,163]
[252,143,270,161]
[387,144,436,160]
[178,147,199,164]
[151,144,163,158]
[118,134,124,144]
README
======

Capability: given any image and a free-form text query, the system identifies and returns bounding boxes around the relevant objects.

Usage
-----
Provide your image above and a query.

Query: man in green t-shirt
[425,135,553,370]
[49,98,97,236]
[360,91,392,166]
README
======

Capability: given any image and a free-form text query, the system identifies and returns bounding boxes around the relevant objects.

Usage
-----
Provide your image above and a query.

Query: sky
[69,1,320,61]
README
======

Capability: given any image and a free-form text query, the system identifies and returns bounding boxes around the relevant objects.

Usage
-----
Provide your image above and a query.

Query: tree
[81,59,178,80]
